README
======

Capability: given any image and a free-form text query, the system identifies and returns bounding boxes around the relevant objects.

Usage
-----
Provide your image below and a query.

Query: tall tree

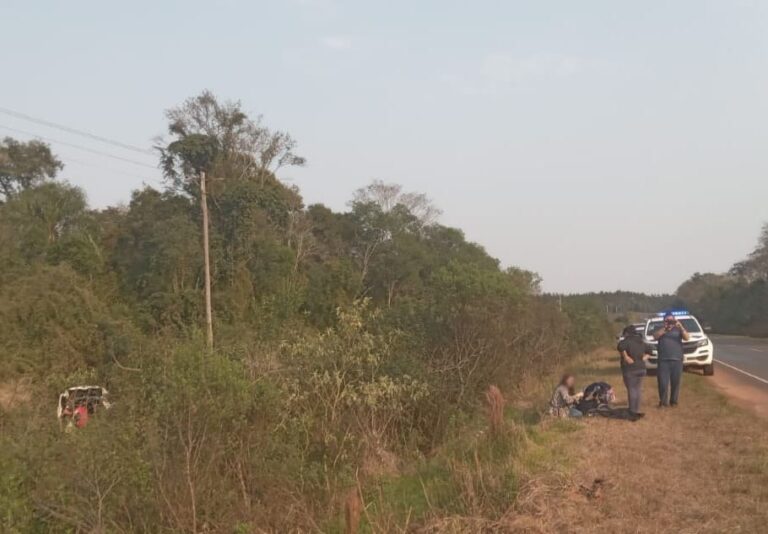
[111,188,202,329]
[159,90,305,194]
[0,137,63,201]
[157,91,306,346]
[352,180,440,229]
[731,222,768,282]
[0,182,88,263]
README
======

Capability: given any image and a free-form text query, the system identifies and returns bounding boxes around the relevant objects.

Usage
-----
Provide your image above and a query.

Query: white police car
[643,310,715,376]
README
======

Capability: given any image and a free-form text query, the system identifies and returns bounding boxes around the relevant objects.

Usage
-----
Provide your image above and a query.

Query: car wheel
[703,364,714,376]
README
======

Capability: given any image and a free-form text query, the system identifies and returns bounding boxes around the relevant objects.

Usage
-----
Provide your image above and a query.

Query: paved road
[712,335,768,388]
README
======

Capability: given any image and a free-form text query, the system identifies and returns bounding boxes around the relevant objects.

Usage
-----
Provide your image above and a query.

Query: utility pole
[200,170,213,350]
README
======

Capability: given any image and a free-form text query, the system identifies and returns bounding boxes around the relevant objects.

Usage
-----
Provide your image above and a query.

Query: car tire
[703,364,714,376]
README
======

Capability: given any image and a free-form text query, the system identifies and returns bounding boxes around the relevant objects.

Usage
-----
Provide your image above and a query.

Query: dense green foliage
[0,137,63,201]
[0,93,608,532]
[677,224,768,336]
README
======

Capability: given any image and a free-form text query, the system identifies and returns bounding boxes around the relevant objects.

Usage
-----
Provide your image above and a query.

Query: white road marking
[716,359,768,386]
[749,348,765,353]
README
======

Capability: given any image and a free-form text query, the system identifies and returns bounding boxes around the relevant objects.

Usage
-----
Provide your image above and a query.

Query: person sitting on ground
[549,374,584,418]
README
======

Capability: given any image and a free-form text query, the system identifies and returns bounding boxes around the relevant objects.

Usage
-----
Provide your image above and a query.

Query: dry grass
[377,349,768,533]
[504,350,768,533]
[344,487,362,534]
[0,379,32,410]
[486,385,506,436]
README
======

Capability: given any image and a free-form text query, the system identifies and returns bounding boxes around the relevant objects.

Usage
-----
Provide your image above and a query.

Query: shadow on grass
[506,405,543,426]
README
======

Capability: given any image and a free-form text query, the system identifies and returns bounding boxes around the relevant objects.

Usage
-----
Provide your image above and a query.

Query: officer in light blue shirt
[653,312,690,407]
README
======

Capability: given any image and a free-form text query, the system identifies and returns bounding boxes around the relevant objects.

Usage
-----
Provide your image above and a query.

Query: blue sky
[1,0,767,293]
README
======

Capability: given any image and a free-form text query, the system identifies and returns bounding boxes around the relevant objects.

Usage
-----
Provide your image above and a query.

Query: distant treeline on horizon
[549,291,677,315]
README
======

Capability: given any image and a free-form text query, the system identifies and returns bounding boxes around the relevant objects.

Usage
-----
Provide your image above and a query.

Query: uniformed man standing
[653,312,690,407]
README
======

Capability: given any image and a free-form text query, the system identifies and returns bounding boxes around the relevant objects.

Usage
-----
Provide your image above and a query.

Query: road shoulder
[710,361,768,419]
[505,350,768,533]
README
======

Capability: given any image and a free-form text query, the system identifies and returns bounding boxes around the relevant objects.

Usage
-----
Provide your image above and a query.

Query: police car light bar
[655,310,690,317]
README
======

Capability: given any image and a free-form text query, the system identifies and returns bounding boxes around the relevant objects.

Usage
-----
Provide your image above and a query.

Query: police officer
[653,312,690,407]
[618,325,649,418]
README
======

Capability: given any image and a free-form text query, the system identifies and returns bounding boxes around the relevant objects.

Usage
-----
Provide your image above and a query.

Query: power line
[0,106,156,156]
[62,155,165,187]
[0,124,159,170]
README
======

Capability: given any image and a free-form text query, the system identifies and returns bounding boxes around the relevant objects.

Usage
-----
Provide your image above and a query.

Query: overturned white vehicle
[57,386,111,429]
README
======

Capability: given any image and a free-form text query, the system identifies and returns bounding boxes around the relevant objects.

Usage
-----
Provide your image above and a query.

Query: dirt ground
[709,363,768,420]
[505,351,768,533]
[0,379,32,410]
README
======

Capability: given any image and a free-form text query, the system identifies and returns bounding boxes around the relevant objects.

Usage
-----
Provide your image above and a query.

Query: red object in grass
[74,405,89,428]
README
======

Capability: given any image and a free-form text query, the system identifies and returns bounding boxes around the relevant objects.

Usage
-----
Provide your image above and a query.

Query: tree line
[0,92,609,532]
[554,291,675,320]
[677,224,768,337]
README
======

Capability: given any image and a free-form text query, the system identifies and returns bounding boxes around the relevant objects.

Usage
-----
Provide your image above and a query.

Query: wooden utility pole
[200,171,214,350]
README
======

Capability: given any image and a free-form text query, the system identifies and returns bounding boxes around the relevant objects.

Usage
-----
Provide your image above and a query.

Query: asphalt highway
[712,334,768,389]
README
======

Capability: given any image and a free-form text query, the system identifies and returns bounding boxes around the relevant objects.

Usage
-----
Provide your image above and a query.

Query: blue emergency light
[655,309,690,317]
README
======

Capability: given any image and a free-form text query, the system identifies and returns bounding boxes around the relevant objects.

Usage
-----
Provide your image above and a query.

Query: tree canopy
[0,136,63,201]
[677,225,768,336]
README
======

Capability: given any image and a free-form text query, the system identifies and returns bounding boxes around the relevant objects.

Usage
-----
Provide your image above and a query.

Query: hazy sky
[2,0,767,293]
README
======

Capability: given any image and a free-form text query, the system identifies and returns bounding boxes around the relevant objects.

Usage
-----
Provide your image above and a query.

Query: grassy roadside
[354,407,583,533]
[337,351,602,533]
[351,349,768,533]
[506,350,768,533]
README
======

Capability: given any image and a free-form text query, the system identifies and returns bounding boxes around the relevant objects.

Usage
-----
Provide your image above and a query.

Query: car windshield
[646,318,702,336]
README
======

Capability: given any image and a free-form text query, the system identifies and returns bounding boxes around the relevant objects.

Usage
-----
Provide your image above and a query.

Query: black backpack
[576,382,615,414]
